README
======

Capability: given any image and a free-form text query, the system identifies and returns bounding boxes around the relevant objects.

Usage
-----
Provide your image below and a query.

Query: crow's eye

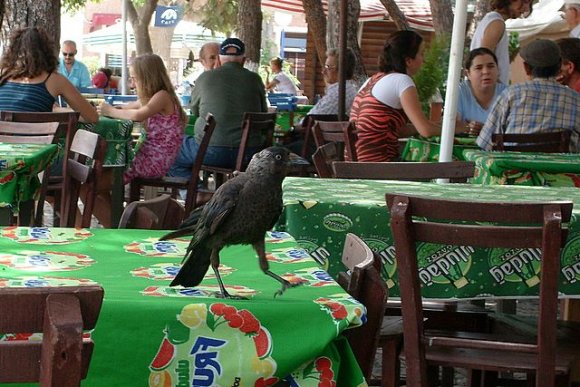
[275,154,282,160]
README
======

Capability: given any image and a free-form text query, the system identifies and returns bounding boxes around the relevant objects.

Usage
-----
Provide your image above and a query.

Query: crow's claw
[273,280,303,298]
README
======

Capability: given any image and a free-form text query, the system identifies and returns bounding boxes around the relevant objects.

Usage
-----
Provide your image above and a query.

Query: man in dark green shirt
[169,38,267,179]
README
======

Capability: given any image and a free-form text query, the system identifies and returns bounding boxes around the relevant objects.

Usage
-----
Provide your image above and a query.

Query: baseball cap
[220,38,245,56]
[520,39,561,67]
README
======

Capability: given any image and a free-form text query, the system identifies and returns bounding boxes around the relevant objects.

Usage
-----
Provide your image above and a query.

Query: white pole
[438,0,468,166]
[121,0,128,95]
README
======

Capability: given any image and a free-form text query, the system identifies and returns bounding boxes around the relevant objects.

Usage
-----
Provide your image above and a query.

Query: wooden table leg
[0,207,12,226]
[562,299,580,321]
[109,166,124,228]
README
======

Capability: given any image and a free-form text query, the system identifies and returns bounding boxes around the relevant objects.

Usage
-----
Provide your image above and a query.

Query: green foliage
[413,35,450,116]
[198,0,239,36]
[82,56,102,77]
[508,31,520,62]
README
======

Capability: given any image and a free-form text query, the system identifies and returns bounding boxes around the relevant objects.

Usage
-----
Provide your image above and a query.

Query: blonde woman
[100,53,186,184]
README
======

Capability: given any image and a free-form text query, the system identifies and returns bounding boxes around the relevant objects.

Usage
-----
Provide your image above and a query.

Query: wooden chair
[311,120,358,161]
[201,112,277,189]
[300,114,339,161]
[0,121,60,226]
[312,142,342,178]
[0,285,104,385]
[336,233,388,382]
[61,129,107,228]
[119,194,185,230]
[492,131,571,153]
[0,111,81,226]
[332,161,476,182]
[386,194,575,387]
[129,113,216,215]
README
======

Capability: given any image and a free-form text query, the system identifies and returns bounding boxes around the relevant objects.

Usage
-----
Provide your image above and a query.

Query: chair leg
[129,181,141,203]
[441,367,454,387]
[381,335,402,387]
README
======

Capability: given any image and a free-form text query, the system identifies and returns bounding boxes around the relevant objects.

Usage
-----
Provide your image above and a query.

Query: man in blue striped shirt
[477,39,580,152]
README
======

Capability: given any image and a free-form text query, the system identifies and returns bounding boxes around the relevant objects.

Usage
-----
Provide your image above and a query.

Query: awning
[261,0,433,31]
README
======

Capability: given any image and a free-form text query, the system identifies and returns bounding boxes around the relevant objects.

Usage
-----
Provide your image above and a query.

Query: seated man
[168,38,267,180]
[556,37,580,93]
[307,47,357,117]
[477,39,580,152]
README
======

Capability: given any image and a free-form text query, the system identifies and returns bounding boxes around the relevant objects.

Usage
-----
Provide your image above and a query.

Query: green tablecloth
[464,149,580,187]
[0,227,366,386]
[0,143,57,209]
[275,105,314,132]
[401,136,478,162]
[79,116,134,167]
[277,177,580,300]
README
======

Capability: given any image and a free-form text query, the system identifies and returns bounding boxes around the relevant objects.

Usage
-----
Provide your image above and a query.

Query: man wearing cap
[477,39,580,152]
[556,37,580,93]
[564,0,580,38]
[168,37,267,179]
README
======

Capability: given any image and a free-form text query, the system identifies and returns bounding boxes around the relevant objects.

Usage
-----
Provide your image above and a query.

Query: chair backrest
[61,129,107,228]
[235,112,277,172]
[332,161,476,182]
[184,113,216,213]
[312,142,341,178]
[492,131,571,153]
[300,114,339,159]
[0,111,81,177]
[0,285,104,385]
[0,121,60,144]
[336,233,388,380]
[119,194,185,230]
[386,194,572,387]
[312,120,358,161]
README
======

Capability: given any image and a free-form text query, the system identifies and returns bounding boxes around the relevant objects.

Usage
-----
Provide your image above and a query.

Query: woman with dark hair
[0,27,97,122]
[457,47,507,136]
[470,0,531,85]
[350,30,442,162]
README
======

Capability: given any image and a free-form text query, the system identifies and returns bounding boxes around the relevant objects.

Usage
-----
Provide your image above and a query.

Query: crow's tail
[170,243,211,287]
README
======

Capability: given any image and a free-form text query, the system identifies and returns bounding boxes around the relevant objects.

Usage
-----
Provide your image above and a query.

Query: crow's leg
[254,239,302,297]
[211,249,246,299]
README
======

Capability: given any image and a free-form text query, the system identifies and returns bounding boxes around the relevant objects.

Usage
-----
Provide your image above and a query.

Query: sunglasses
[62,52,75,57]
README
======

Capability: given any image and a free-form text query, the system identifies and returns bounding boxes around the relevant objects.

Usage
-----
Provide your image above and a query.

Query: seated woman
[350,30,445,162]
[0,27,97,123]
[457,47,507,136]
[265,57,298,95]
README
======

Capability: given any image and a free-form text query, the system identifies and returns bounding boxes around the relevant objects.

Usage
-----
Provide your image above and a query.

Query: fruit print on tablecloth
[1,227,92,244]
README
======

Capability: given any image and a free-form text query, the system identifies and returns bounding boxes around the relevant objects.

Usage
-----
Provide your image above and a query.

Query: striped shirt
[0,78,55,112]
[350,73,408,162]
[477,78,580,151]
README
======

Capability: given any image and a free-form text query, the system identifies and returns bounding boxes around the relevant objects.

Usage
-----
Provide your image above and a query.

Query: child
[93,54,185,227]
[100,53,186,185]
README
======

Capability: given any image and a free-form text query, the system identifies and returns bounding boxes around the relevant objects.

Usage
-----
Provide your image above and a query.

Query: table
[80,117,134,227]
[0,227,366,386]
[277,177,580,300]
[463,149,580,187]
[0,143,58,224]
[401,135,478,162]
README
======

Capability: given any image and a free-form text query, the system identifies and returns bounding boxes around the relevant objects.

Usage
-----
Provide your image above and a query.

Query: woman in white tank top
[470,0,531,85]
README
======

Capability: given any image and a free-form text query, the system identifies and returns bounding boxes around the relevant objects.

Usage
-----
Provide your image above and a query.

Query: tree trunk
[2,0,60,55]
[302,0,327,64]
[378,0,409,30]
[126,0,158,55]
[346,0,366,87]
[429,0,454,36]
[237,0,262,71]
[467,0,492,45]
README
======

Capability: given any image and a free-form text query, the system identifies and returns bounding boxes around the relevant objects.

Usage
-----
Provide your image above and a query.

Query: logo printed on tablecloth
[417,243,474,288]
[488,247,542,287]
[148,303,278,387]
[266,247,312,264]
[141,285,257,298]
[322,213,353,232]
[282,267,334,287]
[131,264,235,281]
[561,235,580,284]
[1,227,92,244]
[313,293,366,334]
[0,251,94,271]
[0,276,97,288]
[124,238,189,257]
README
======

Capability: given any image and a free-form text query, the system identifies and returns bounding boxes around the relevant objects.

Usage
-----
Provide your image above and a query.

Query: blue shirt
[58,59,91,89]
[457,80,507,124]
[477,78,580,151]
[0,81,55,112]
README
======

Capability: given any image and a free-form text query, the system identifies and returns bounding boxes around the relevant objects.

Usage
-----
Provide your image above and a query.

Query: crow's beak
[288,152,310,166]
